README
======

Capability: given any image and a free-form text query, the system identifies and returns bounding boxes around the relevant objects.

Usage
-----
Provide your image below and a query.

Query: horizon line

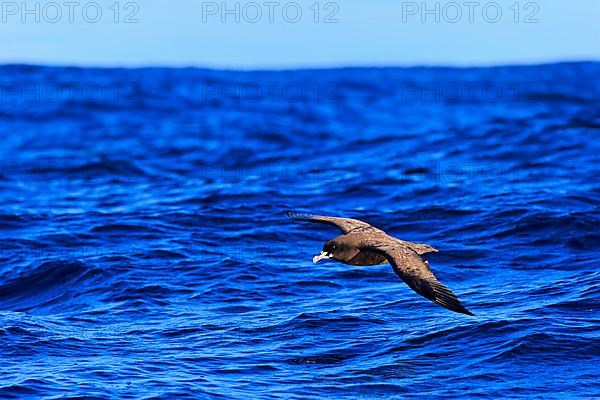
[0,58,598,72]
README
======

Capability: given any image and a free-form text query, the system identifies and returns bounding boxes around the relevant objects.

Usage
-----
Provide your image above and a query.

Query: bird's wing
[286,211,381,234]
[361,240,474,316]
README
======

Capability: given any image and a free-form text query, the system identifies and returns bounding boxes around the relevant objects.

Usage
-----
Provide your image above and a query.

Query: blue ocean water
[0,62,599,399]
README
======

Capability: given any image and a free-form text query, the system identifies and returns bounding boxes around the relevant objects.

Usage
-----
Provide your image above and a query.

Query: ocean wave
[0,261,103,311]
[1,62,599,397]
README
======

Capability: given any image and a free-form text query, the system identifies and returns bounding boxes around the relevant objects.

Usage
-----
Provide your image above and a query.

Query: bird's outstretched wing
[361,240,474,316]
[286,211,382,234]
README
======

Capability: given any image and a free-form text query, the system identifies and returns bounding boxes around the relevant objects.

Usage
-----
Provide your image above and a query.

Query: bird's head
[312,236,359,264]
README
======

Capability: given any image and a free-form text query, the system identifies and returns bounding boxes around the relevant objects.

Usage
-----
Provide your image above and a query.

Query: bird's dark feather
[360,241,474,316]
[287,211,474,316]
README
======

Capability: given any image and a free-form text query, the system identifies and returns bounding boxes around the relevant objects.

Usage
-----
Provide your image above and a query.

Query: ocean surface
[0,62,599,399]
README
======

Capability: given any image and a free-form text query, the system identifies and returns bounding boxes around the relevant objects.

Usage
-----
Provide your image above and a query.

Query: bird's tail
[404,241,438,255]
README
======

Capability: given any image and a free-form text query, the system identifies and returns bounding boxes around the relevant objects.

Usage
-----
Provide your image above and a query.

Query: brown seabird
[287,211,474,316]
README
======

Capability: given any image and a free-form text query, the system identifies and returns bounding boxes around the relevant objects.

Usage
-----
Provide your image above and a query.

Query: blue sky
[1,0,599,68]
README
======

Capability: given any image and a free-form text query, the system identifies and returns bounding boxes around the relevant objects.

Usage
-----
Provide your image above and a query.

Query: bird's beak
[312,251,332,264]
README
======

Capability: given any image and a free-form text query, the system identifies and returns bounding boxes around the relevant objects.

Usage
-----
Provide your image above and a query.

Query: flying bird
[287,211,474,316]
